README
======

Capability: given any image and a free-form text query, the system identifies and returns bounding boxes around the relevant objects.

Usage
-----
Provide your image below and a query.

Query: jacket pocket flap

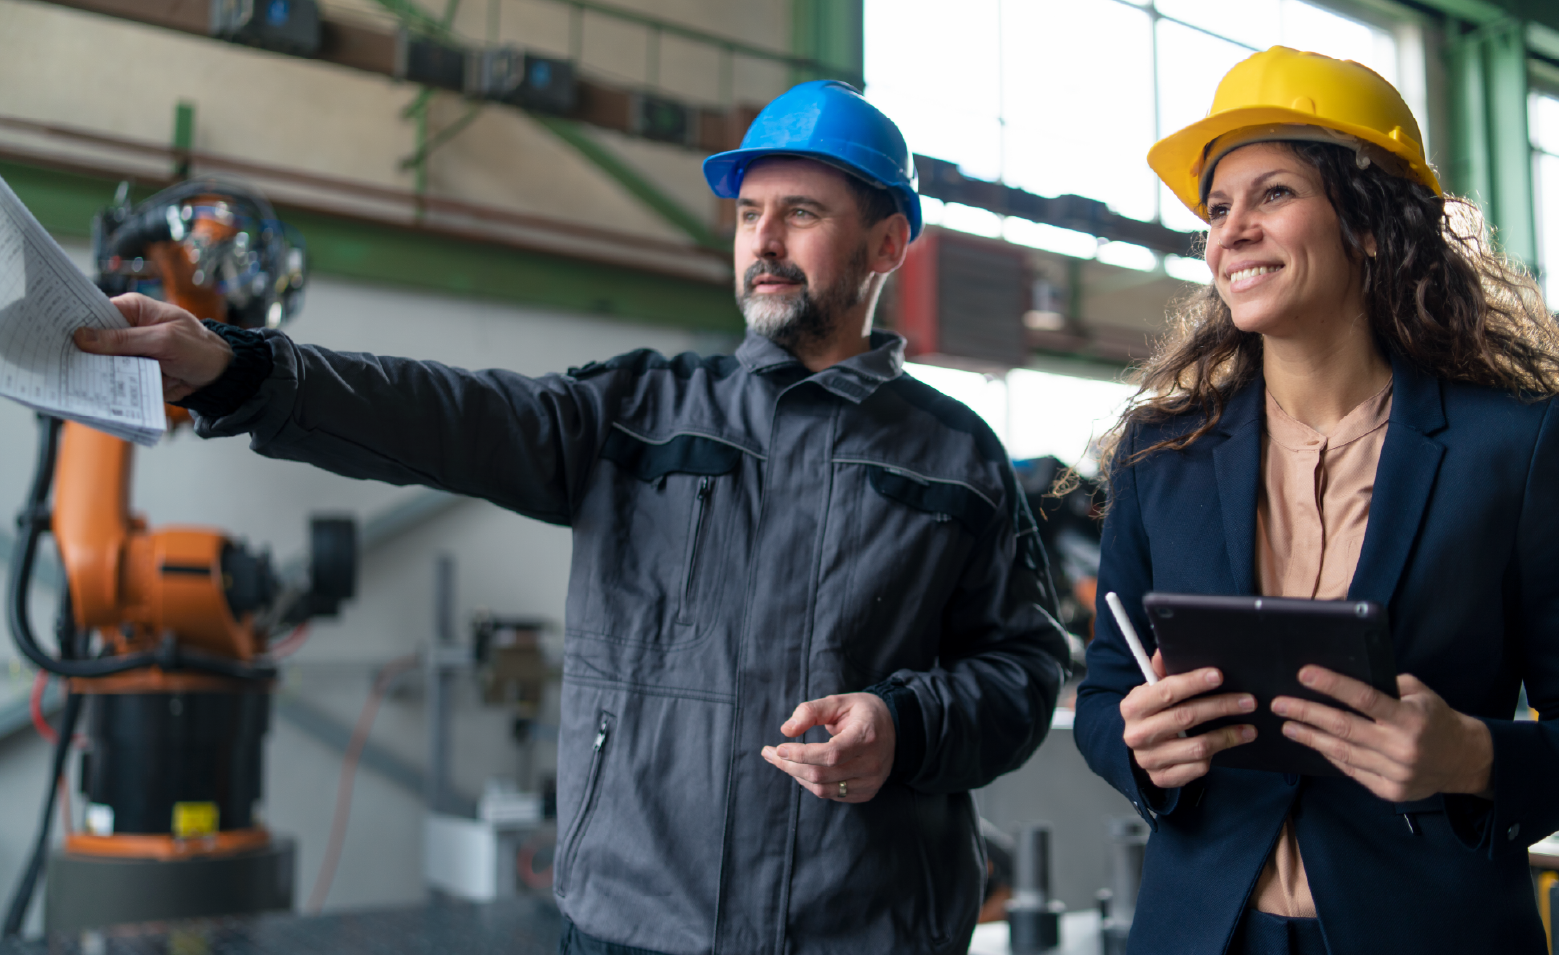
[602,429,742,482]
[867,466,994,535]
[1391,795,1445,814]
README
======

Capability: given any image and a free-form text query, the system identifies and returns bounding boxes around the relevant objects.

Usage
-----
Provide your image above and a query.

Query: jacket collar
[735,329,905,403]
[1211,372,1265,595]
[1205,351,1447,605]
[1350,352,1446,607]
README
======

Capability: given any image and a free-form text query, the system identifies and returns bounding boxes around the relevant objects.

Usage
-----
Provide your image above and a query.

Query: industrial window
[865,0,1404,243]
[1534,89,1559,305]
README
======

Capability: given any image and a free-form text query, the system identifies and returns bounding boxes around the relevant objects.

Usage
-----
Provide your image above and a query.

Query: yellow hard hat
[1148,46,1441,220]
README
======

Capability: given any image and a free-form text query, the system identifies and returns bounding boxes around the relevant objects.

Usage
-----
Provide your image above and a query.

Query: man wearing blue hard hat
[72,79,1068,954]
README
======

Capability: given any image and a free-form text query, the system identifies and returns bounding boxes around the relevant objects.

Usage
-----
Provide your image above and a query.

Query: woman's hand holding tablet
[1119,651,1259,790]
[1273,667,1495,802]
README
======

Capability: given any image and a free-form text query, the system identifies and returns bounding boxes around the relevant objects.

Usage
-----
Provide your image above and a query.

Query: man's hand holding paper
[73,294,233,403]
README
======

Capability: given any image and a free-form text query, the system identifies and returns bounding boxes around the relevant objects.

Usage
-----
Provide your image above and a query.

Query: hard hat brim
[1148,105,1442,221]
[703,146,923,240]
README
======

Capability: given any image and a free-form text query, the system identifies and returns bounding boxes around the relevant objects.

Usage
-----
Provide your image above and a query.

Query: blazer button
[1284,773,1299,786]
[1508,823,1521,842]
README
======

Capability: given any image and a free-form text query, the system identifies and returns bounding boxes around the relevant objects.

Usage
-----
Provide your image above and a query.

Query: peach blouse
[1250,381,1393,918]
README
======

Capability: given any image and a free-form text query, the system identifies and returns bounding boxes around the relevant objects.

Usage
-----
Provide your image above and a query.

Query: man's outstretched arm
[76,294,614,527]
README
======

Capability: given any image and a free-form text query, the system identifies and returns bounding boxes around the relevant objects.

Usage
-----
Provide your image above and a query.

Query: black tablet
[1141,592,1398,776]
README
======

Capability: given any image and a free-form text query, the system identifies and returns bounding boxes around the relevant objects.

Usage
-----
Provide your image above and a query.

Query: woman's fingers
[1139,724,1257,788]
[1295,666,1399,721]
[1279,719,1406,781]
[1123,691,1255,749]
[1270,695,1395,752]
[1119,668,1225,723]
[1276,673,1495,801]
[1122,680,1257,790]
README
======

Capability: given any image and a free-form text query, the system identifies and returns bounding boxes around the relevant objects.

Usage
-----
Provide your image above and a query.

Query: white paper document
[0,174,165,446]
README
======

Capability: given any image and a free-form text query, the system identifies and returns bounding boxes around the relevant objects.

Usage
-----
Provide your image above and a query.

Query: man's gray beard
[738,249,871,353]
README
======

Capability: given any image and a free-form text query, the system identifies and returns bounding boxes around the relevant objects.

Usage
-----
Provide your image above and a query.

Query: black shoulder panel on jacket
[568,349,741,381]
[883,376,1007,464]
[600,430,743,483]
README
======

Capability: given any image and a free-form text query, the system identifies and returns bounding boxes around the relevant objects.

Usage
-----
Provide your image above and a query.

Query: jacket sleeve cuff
[1130,758,1183,819]
[864,678,926,784]
[1444,717,1558,859]
[175,320,274,419]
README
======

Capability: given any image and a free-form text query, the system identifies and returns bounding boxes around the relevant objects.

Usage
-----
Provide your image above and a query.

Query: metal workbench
[0,896,562,955]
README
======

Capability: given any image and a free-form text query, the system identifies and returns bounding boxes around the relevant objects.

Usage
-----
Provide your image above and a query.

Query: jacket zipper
[557,711,613,897]
[677,476,714,624]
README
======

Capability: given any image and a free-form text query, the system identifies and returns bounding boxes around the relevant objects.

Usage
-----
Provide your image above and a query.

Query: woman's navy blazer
[1075,352,1559,954]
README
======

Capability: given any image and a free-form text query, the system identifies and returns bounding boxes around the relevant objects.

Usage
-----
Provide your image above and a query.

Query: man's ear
[871,214,912,275]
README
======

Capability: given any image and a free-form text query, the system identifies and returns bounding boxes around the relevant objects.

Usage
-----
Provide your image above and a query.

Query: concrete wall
[0,0,793,246]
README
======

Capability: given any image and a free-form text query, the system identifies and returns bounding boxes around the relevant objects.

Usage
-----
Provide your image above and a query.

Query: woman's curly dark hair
[1092,141,1558,481]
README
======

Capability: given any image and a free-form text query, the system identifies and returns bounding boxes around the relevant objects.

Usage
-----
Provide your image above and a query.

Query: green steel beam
[1485,22,1537,266]
[172,102,195,153]
[1446,24,1493,203]
[790,0,864,85]
[535,116,723,250]
[368,0,452,40]
[1410,0,1559,33]
[172,101,195,179]
[1444,19,1538,267]
[0,158,740,332]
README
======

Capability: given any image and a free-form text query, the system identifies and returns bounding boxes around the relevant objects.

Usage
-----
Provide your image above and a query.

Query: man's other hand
[73,293,234,403]
[761,693,895,803]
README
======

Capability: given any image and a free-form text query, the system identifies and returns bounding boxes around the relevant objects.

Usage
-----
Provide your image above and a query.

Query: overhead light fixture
[396,30,469,92]
[635,93,690,145]
[468,49,577,115]
[209,0,321,57]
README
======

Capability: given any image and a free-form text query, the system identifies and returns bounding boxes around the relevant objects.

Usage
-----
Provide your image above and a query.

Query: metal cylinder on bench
[1007,821,1067,954]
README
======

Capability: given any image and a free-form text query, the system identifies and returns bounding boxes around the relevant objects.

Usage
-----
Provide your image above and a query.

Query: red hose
[29,672,55,746]
[267,623,311,660]
[305,654,419,912]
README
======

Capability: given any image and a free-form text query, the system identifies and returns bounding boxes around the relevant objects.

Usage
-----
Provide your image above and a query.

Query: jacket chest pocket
[837,464,994,680]
[866,465,995,536]
[571,429,742,647]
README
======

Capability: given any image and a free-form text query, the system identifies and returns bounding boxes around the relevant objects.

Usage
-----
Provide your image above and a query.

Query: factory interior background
[0,0,1557,947]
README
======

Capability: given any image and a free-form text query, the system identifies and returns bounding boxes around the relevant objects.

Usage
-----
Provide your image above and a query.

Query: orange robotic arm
[53,202,264,669]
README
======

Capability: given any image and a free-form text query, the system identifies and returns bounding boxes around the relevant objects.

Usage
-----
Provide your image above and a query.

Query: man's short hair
[842,173,902,230]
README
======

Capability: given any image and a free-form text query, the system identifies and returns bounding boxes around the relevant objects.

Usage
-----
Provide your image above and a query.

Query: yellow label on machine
[171,802,219,839]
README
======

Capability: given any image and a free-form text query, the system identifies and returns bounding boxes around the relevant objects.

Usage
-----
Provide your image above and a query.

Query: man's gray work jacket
[196,328,1070,955]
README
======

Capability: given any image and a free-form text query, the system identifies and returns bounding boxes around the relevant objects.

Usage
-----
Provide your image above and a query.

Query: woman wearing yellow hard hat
[1074,47,1559,955]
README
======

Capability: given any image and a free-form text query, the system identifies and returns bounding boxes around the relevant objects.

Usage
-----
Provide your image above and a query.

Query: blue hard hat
[704,80,922,240]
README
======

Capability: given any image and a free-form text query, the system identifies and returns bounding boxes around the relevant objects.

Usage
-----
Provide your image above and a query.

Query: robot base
[43,837,295,932]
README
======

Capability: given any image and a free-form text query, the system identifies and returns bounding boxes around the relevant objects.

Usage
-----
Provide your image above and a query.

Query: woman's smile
[1204,142,1364,341]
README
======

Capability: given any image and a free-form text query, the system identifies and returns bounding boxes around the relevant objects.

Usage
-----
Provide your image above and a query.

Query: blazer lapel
[1348,355,1447,607]
[1212,379,1265,596]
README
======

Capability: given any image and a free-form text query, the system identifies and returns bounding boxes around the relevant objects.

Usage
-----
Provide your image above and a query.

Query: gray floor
[0,896,563,955]
[976,724,1138,912]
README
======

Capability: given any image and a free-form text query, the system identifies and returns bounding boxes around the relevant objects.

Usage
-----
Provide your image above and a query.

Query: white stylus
[1105,591,1159,685]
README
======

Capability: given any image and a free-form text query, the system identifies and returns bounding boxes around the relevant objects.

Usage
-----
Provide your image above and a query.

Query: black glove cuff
[864,677,926,785]
[175,320,273,418]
